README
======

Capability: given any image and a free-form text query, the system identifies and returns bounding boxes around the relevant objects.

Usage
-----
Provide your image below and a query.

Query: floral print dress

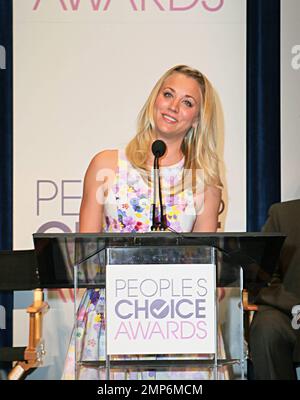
[62,150,226,380]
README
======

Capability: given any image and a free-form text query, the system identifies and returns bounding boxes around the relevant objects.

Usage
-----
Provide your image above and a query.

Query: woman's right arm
[79,150,118,233]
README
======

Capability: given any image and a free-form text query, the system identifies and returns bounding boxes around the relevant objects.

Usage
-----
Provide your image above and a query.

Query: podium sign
[106,264,216,355]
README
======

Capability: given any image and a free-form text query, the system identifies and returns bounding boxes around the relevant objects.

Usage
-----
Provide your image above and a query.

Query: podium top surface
[33,231,285,253]
[33,232,284,257]
[33,231,283,240]
[30,232,285,290]
[0,233,285,290]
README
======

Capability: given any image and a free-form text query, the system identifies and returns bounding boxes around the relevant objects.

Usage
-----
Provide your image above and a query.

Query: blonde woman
[63,65,224,379]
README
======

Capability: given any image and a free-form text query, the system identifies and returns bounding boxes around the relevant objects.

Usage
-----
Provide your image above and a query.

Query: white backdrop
[13,0,246,379]
[281,0,300,201]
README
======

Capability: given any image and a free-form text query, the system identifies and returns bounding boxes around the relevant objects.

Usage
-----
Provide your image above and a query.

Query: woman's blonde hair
[126,65,222,188]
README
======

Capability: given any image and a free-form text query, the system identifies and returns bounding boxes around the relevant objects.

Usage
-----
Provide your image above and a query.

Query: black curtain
[247,0,281,231]
[0,0,13,370]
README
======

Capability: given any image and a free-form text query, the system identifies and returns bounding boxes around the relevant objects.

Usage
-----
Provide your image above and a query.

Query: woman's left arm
[192,186,221,232]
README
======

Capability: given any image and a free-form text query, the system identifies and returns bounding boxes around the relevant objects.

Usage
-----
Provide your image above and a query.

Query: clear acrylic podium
[33,232,285,380]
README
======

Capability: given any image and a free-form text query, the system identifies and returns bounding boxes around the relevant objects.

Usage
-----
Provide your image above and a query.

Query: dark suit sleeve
[262,204,282,282]
[262,204,280,233]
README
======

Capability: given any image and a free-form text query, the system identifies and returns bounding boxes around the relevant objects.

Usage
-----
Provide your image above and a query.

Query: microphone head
[151,140,166,158]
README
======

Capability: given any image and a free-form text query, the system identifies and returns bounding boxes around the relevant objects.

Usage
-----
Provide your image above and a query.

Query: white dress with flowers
[62,150,226,380]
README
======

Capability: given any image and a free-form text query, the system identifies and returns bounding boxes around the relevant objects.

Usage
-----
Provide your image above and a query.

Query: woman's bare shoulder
[89,149,118,169]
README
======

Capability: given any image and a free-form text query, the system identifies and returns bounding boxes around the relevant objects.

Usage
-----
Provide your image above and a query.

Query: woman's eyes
[183,100,193,108]
[163,91,172,98]
[162,92,193,107]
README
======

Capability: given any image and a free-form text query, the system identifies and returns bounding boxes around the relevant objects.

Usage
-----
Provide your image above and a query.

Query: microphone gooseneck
[151,140,167,231]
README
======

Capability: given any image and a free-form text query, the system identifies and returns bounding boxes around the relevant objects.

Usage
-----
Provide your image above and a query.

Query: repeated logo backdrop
[281,0,300,201]
[13,0,246,379]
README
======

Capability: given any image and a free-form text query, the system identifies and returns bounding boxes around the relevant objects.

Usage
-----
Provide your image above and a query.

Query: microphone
[151,140,167,231]
[151,140,166,158]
